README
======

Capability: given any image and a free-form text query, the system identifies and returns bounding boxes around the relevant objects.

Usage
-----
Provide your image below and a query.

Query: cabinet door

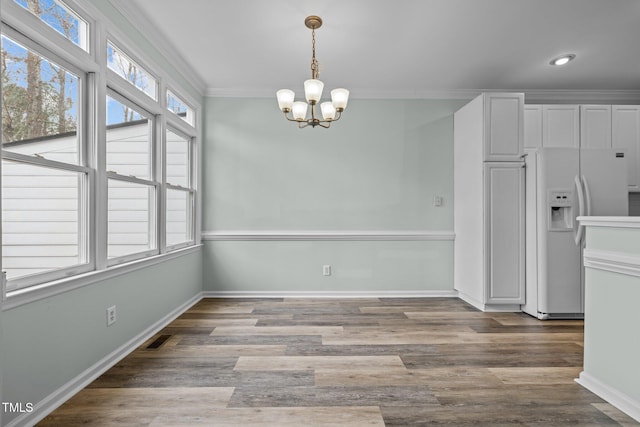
[484,93,524,161]
[581,105,612,148]
[524,105,542,149]
[543,105,579,148]
[612,105,640,191]
[484,163,525,304]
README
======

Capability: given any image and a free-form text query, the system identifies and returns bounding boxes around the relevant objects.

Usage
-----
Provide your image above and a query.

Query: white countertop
[577,216,640,228]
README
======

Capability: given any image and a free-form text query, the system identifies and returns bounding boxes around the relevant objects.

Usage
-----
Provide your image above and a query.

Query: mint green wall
[204,240,453,293]
[1,250,202,425]
[586,227,640,255]
[582,225,640,408]
[204,97,464,231]
[202,97,466,292]
[584,268,640,402]
[0,308,4,427]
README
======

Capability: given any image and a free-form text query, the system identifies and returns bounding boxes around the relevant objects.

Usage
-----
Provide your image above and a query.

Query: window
[1,34,80,164]
[2,160,89,287]
[165,129,194,248]
[165,129,189,188]
[167,89,195,126]
[107,178,156,259]
[106,95,152,179]
[13,0,88,51]
[1,3,200,299]
[107,41,157,100]
[1,30,91,290]
[106,93,158,262]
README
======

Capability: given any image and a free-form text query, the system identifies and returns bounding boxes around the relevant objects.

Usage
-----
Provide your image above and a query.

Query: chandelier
[276,16,349,129]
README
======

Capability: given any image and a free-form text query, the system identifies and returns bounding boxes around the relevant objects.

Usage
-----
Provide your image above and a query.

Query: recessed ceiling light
[550,54,576,66]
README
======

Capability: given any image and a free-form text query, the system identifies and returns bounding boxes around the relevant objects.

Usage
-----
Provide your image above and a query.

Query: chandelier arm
[283,110,303,123]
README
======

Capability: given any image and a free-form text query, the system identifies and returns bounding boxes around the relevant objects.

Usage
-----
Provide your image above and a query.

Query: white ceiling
[114,0,640,99]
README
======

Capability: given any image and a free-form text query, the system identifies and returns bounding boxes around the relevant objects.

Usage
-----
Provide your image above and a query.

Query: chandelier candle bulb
[292,102,308,120]
[321,102,336,120]
[304,79,324,103]
[276,89,295,111]
[331,88,349,110]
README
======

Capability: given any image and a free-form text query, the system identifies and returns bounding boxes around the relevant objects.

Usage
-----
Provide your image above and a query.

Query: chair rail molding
[201,230,456,242]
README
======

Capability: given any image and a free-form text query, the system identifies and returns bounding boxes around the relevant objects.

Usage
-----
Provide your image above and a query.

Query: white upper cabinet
[580,105,612,148]
[526,103,640,191]
[483,93,524,161]
[524,105,542,149]
[542,105,580,148]
[612,105,640,191]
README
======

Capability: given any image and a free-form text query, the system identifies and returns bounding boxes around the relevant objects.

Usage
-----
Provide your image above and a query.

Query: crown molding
[206,87,640,103]
[205,87,482,100]
[108,0,207,95]
[523,89,640,104]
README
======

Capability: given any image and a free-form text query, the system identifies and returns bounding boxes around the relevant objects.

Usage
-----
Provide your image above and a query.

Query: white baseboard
[456,291,484,311]
[7,293,202,427]
[456,291,521,312]
[576,371,640,423]
[202,290,459,299]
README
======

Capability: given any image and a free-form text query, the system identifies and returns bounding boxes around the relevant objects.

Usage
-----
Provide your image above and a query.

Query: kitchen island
[577,216,640,422]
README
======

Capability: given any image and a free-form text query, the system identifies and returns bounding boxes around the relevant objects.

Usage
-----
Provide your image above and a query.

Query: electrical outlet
[106,305,117,326]
[433,195,443,207]
[323,265,331,276]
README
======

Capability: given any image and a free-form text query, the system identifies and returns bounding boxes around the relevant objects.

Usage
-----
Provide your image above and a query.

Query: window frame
[106,173,159,266]
[104,88,160,266]
[1,27,87,165]
[164,125,195,250]
[105,90,155,180]
[1,153,94,292]
[106,39,159,102]
[0,0,201,306]
[12,0,89,52]
[1,0,96,71]
[1,23,95,292]
[166,87,196,128]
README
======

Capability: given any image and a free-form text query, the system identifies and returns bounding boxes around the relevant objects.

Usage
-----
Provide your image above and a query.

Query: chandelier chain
[311,27,319,80]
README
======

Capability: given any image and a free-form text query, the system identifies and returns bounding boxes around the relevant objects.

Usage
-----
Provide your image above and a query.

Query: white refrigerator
[522,147,628,319]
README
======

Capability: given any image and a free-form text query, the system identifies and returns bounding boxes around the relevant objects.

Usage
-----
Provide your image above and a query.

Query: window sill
[1,244,202,311]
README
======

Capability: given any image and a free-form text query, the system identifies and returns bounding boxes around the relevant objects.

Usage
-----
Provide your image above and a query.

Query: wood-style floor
[39,298,638,426]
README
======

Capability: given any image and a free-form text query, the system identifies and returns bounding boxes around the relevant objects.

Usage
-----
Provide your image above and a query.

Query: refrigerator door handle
[582,175,592,216]
[574,175,585,246]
